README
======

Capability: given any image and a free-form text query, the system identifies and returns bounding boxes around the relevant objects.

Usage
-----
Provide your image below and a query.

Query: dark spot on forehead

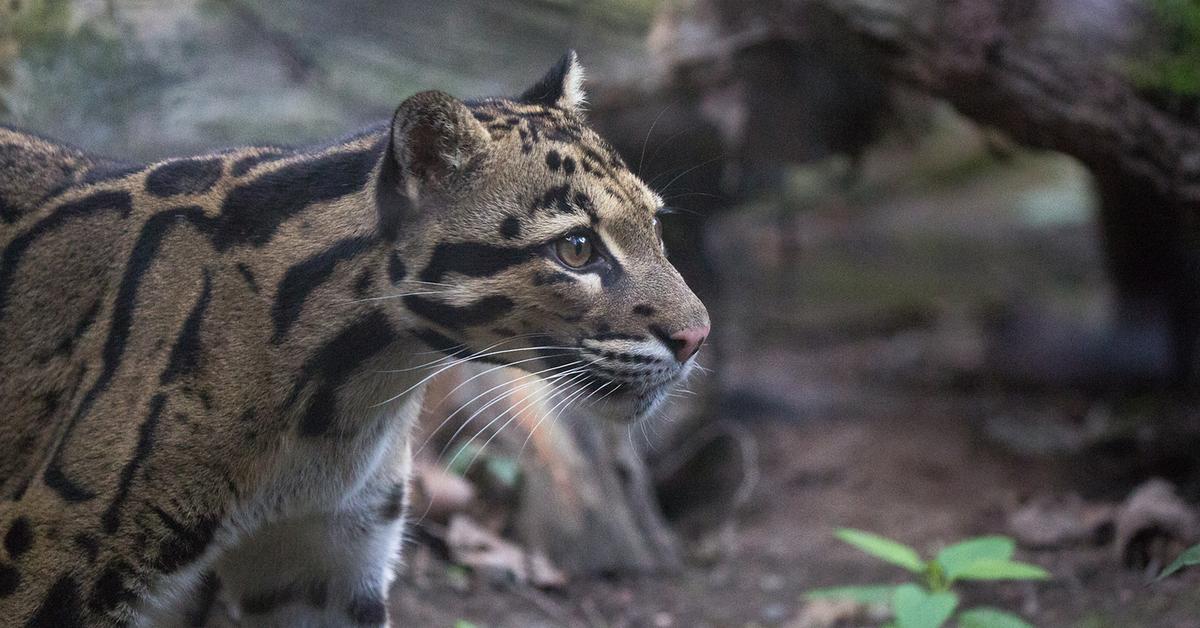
[500,216,521,239]
[562,156,576,175]
[546,150,562,171]
[573,192,597,222]
[535,184,573,215]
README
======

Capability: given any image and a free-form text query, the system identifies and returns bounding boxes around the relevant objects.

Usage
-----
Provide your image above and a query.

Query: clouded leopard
[0,52,709,626]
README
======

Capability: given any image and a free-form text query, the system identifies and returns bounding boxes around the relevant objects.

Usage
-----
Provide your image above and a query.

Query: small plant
[1159,543,1200,580]
[807,528,1050,628]
[1126,0,1200,97]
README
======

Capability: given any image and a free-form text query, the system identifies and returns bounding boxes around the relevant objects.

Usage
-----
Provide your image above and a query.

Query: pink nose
[669,325,709,363]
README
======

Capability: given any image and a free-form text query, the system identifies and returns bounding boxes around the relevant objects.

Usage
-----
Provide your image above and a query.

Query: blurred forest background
[4,0,1200,626]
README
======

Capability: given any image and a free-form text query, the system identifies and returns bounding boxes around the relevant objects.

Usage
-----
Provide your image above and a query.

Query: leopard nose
[668,325,709,363]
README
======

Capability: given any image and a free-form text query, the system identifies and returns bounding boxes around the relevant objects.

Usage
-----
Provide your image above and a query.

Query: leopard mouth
[581,366,685,423]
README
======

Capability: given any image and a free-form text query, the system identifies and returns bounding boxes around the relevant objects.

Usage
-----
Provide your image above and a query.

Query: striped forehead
[467,99,662,234]
[530,145,661,221]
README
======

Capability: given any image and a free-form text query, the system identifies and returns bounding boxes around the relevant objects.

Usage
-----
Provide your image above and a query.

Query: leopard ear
[519,50,586,111]
[389,90,489,186]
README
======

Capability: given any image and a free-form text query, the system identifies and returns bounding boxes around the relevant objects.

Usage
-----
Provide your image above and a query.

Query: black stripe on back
[0,190,132,320]
[214,142,383,251]
[100,394,166,534]
[161,271,213,385]
[44,205,210,502]
[145,158,223,197]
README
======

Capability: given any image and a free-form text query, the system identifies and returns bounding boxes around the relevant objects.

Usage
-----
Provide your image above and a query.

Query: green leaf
[958,607,1034,628]
[836,528,925,572]
[1158,543,1200,580]
[805,585,897,605]
[935,536,1015,582]
[891,583,958,628]
[953,559,1050,581]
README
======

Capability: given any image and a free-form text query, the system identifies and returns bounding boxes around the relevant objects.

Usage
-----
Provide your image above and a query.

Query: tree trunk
[618,0,1200,386]
[810,0,1200,384]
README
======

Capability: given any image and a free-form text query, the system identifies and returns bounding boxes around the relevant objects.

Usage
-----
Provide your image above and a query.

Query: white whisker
[518,378,609,461]
[376,344,579,375]
[441,372,578,472]
[342,290,447,304]
[460,371,591,474]
[594,382,624,403]
[395,279,454,287]
[435,364,592,460]
[414,360,584,457]
[436,352,577,407]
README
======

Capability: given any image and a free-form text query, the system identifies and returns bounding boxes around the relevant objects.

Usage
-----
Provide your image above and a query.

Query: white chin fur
[593,385,668,424]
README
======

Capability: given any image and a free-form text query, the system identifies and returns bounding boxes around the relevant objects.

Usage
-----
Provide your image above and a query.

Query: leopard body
[0,53,709,626]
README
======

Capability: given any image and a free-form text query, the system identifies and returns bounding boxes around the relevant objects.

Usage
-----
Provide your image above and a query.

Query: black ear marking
[519,50,585,110]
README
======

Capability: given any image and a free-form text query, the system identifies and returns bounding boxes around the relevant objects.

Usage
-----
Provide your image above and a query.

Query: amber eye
[555,234,594,268]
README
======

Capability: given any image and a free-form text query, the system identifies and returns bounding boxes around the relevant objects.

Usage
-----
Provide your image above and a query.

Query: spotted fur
[0,52,708,627]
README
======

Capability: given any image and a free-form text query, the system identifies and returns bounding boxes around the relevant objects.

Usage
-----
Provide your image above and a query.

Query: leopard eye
[555,234,594,268]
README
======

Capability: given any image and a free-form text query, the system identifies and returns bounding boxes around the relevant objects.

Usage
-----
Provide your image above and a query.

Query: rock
[1008,493,1115,549]
[1113,478,1200,572]
[785,598,879,628]
[411,462,477,523]
[446,515,567,590]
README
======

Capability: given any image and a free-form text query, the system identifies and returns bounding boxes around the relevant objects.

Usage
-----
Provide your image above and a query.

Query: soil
[391,127,1200,627]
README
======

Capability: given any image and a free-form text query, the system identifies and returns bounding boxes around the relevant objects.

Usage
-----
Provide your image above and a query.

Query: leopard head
[383,52,709,422]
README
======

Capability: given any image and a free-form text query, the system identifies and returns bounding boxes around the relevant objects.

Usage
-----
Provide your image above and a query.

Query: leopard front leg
[214,484,408,628]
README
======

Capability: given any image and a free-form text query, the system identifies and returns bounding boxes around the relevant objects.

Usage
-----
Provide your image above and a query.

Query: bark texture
[594,0,1200,385]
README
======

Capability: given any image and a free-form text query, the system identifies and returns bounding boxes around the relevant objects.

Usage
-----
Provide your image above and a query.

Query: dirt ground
[391,125,1200,627]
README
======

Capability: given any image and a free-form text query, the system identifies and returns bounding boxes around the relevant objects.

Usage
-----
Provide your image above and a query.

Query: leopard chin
[589,372,685,424]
